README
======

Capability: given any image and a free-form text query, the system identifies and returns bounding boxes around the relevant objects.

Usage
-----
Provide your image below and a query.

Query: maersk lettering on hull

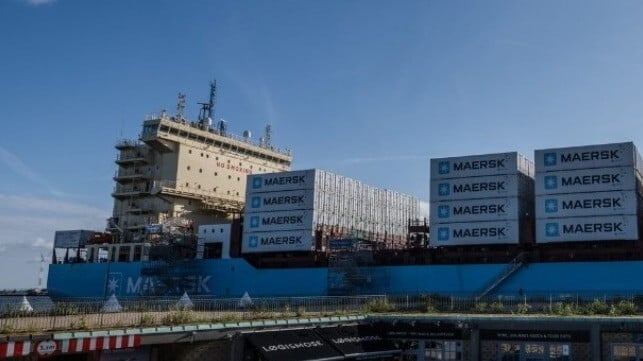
[246,189,315,213]
[432,220,521,246]
[535,167,641,196]
[536,191,640,218]
[535,142,641,172]
[242,229,315,253]
[430,174,534,201]
[430,197,530,224]
[536,215,639,243]
[430,152,534,180]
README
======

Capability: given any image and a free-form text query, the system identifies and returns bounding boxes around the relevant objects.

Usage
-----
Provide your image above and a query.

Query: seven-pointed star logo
[107,277,120,294]
[438,205,450,218]
[545,199,558,213]
[546,223,560,237]
[438,161,450,174]
[544,152,557,166]
[437,227,449,241]
[249,236,258,248]
[438,183,450,196]
[545,176,558,189]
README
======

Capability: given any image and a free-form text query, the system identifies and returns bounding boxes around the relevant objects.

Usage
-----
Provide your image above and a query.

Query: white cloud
[0,194,107,217]
[32,237,53,250]
[0,246,6,253]
[23,0,57,5]
[0,146,62,195]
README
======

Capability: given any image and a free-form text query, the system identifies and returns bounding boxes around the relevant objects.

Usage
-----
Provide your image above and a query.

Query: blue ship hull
[47,258,643,299]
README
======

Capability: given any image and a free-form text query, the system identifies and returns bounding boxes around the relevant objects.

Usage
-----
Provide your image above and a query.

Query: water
[0,295,54,313]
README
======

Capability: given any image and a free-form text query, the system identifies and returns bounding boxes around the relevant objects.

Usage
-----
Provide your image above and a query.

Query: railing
[477,252,527,300]
[1,293,641,334]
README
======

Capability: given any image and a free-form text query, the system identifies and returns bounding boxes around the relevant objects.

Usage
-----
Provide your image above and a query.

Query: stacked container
[429,152,535,246]
[242,169,422,253]
[535,142,643,242]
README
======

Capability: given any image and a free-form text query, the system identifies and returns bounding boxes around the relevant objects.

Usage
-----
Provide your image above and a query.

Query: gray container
[242,229,315,253]
[246,189,315,213]
[246,169,319,194]
[243,209,315,232]
[536,215,639,242]
[431,152,534,180]
[535,167,641,195]
[535,142,641,173]
[54,230,95,248]
[430,197,532,224]
[430,220,521,246]
[535,191,640,219]
[430,174,534,201]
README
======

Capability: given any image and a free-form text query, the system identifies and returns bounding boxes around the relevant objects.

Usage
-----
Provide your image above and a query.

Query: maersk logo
[438,161,450,175]
[437,227,450,241]
[248,236,258,248]
[544,175,558,190]
[546,223,560,237]
[545,199,559,213]
[250,216,260,228]
[438,183,450,196]
[544,152,557,166]
[437,205,450,218]
[251,196,261,208]
[252,177,262,189]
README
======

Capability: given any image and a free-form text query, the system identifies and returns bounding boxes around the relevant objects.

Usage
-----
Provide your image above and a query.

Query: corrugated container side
[246,169,321,194]
[430,174,534,201]
[535,191,640,219]
[245,189,315,213]
[430,220,522,246]
[430,197,532,224]
[242,229,315,253]
[430,152,534,180]
[535,142,638,172]
[536,215,639,242]
[534,167,642,196]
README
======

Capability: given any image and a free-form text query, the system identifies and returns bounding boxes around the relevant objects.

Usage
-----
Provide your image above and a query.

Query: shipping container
[430,174,534,201]
[430,197,532,224]
[243,209,316,232]
[536,215,639,242]
[534,167,642,196]
[53,230,96,248]
[246,189,315,213]
[535,142,642,173]
[535,191,640,219]
[429,220,522,246]
[242,229,315,253]
[246,169,319,194]
[431,152,534,180]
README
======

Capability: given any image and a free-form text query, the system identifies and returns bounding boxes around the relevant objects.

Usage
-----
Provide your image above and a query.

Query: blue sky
[1,0,643,289]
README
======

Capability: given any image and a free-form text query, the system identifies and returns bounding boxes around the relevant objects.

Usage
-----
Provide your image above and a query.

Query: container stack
[429,152,535,246]
[242,169,421,253]
[535,142,643,242]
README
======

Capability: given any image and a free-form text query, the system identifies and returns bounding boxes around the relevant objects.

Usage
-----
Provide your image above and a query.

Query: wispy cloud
[23,0,57,5]
[341,155,429,165]
[0,194,107,217]
[32,237,53,250]
[0,146,62,196]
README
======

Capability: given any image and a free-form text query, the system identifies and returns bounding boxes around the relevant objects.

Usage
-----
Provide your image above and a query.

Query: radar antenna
[197,80,217,128]
[263,124,272,148]
[176,93,186,122]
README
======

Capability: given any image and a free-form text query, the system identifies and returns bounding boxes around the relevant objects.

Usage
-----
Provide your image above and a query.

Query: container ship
[47,83,643,300]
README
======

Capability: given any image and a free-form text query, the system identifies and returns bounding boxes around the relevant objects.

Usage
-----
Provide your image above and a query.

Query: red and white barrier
[0,341,31,358]
[0,335,140,359]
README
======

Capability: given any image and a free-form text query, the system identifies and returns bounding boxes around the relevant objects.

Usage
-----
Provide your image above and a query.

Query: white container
[535,191,640,218]
[430,174,534,201]
[536,215,639,242]
[242,229,315,253]
[430,220,521,246]
[535,167,641,195]
[246,189,315,213]
[431,152,534,180]
[535,142,641,173]
[244,209,315,232]
[246,169,319,194]
[430,197,531,224]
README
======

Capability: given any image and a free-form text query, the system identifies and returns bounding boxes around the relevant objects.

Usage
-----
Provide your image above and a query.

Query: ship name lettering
[262,215,304,225]
[560,150,618,163]
[262,341,324,352]
[453,204,505,215]
[453,182,505,193]
[561,197,621,210]
[453,159,505,171]
[562,222,623,233]
[264,175,306,186]
[453,227,505,238]
[560,174,619,186]
[260,236,303,245]
[263,195,305,206]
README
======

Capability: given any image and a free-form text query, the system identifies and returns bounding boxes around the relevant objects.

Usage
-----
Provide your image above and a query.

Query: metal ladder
[477,252,527,300]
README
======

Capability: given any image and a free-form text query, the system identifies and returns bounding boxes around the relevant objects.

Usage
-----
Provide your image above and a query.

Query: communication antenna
[36,253,45,292]
[263,124,272,148]
[197,80,217,128]
[218,118,227,136]
[176,93,186,122]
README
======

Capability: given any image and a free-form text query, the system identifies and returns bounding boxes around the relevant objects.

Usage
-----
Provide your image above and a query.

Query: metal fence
[1,293,641,334]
